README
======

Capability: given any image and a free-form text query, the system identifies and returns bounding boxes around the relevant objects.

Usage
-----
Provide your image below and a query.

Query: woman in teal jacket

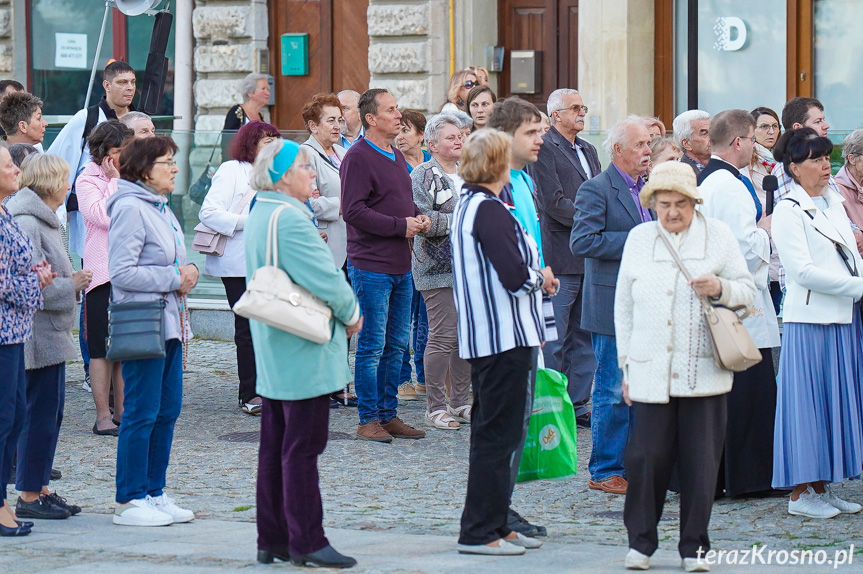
[246,138,362,569]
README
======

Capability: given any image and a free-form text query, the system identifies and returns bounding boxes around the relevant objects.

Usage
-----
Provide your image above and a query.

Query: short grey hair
[240,73,269,102]
[546,89,579,126]
[602,115,647,158]
[337,89,360,103]
[250,139,309,191]
[119,111,152,128]
[673,109,710,147]
[449,110,474,130]
[843,129,863,161]
[425,113,462,144]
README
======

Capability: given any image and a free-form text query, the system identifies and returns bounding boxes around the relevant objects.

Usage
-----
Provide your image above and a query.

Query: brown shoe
[588,475,628,495]
[356,420,393,443]
[380,416,426,439]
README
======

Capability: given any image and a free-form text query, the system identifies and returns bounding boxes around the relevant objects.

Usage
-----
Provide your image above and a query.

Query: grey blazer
[529,127,600,275]
[570,165,650,336]
[7,187,78,370]
[302,136,348,269]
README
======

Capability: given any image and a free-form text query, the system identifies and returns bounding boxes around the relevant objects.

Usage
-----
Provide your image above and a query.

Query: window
[28,0,175,117]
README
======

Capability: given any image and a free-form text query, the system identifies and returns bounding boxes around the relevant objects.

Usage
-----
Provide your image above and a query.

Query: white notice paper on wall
[55,33,88,69]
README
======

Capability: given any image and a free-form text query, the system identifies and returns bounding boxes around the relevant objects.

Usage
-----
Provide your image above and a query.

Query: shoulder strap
[81,105,101,152]
[783,197,858,276]
[656,228,714,314]
[302,143,339,171]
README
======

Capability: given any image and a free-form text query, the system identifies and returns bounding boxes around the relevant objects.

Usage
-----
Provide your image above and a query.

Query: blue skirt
[772,305,863,488]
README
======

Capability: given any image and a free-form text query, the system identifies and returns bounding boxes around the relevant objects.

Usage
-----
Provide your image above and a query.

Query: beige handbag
[657,230,762,372]
[193,185,257,256]
[232,201,333,344]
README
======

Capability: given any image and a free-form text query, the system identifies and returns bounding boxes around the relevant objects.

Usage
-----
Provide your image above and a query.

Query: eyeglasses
[729,135,757,146]
[296,163,314,172]
[153,160,177,167]
[555,104,589,114]
[756,123,780,132]
[463,80,479,89]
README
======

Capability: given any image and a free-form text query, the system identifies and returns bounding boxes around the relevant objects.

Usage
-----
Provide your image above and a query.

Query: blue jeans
[347,263,412,425]
[541,274,596,415]
[16,363,65,492]
[116,339,183,503]
[588,333,633,481]
[399,286,427,385]
[0,344,26,504]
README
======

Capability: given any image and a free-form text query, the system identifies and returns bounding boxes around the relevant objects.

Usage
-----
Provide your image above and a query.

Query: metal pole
[85,3,111,108]
[687,0,698,110]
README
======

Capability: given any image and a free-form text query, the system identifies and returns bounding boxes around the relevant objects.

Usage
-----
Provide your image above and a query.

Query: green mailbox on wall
[280,33,309,76]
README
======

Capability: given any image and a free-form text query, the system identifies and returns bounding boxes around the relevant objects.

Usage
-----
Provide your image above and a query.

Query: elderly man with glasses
[529,89,600,431]
[698,109,780,499]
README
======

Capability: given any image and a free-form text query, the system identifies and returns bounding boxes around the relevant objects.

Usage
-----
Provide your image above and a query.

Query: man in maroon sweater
[341,88,430,442]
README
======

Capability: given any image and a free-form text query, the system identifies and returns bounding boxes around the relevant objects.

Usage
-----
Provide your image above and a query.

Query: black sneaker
[507,507,547,537]
[16,496,71,519]
[45,493,81,516]
[575,411,592,429]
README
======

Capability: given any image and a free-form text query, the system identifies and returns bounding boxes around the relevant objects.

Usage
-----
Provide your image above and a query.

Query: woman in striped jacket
[451,128,558,556]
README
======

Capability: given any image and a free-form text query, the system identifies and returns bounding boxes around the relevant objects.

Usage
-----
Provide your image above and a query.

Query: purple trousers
[257,395,330,556]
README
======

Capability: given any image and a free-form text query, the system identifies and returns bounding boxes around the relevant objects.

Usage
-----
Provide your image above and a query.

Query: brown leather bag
[657,229,762,372]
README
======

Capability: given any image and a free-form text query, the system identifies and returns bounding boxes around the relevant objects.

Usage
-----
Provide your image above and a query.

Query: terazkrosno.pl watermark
[695,545,855,568]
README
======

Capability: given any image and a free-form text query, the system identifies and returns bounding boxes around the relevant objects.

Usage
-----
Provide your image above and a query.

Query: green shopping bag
[517,358,578,482]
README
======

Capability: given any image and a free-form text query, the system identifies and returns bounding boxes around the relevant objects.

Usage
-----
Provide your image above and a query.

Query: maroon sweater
[340,139,420,274]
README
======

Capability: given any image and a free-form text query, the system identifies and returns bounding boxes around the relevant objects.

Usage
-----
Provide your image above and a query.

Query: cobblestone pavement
[10,337,861,564]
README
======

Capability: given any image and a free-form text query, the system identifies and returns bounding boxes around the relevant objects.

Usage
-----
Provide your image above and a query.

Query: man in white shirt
[49,60,137,257]
[698,108,780,497]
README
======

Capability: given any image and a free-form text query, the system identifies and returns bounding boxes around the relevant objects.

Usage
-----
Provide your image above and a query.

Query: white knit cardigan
[614,213,757,403]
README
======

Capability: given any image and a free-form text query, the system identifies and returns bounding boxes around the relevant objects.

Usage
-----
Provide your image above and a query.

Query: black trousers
[221,277,258,403]
[624,394,726,559]
[459,346,533,546]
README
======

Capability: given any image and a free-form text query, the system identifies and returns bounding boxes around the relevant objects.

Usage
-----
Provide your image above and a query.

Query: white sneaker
[788,487,841,518]
[821,485,863,514]
[113,498,173,526]
[625,548,650,570]
[457,539,526,555]
[507,532,542,549]
[149,494,195,523]
[682,557,710,572]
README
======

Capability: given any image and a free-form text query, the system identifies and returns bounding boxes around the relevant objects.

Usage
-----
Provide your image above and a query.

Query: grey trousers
[421,287,471,413]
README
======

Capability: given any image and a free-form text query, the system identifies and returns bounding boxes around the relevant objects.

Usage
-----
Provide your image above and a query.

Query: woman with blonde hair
[442,69,479,113]
[452,128,557,555]
[8,153,91,520]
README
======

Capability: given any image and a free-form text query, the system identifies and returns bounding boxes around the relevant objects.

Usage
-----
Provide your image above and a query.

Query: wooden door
[268,0,369,130]
[498,0,578,109]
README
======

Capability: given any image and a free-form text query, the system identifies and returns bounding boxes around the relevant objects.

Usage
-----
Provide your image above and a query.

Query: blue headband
[268,139,301,183]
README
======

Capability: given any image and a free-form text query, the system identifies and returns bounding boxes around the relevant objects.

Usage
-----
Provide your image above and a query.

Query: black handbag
[105,299,167,362]
[189,136,221,205]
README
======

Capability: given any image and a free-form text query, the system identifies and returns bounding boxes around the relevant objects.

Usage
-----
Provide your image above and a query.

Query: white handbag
[232,201,333,344]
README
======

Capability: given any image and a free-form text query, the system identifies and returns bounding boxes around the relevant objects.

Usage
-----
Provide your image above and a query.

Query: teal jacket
[245,192,360,401]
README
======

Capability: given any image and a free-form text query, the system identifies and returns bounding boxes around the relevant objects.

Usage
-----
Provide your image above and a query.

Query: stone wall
[0,0,14,75]
[367,0,448,115]
[192,0,268,153]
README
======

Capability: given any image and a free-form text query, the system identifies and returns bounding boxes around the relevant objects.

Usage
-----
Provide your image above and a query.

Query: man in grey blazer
[571,116,653,495]
[530,89,600,429]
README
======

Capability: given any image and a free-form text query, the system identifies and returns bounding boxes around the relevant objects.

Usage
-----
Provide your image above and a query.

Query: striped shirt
[451,184,545,359]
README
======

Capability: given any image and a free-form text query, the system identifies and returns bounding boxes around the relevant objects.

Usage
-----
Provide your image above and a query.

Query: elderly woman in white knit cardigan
[614,161,756,572]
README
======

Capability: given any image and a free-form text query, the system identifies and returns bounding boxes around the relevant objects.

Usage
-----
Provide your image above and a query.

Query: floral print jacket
[0,210,43,345]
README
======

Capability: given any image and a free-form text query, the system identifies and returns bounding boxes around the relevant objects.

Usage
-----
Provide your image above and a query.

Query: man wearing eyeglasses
[529,89,600,431]
[698,109,780,499]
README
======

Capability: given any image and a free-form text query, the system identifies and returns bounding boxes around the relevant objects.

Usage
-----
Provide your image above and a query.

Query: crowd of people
[0,60,862,573]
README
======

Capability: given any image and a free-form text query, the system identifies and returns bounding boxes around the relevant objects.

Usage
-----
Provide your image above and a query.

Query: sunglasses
[463,80,479,89]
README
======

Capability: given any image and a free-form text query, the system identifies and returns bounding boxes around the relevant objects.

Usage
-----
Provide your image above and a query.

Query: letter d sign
[713,17,747,51]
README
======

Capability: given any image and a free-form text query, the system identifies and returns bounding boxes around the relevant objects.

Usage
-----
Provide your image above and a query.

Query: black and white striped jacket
[451,184,545,359]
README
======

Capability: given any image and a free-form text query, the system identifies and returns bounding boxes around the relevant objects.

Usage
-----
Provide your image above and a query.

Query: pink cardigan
[76,162,118,292]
